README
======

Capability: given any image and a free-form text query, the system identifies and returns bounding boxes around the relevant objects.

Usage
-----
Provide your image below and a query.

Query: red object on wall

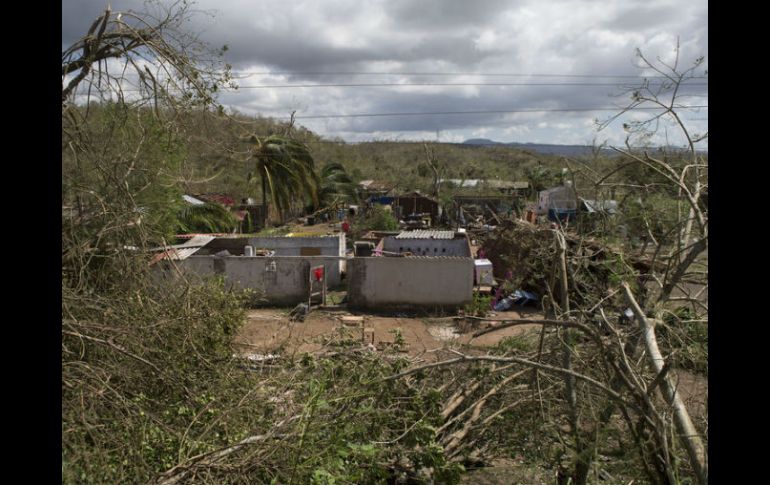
[341,221,350,233]
[313,267,324,281]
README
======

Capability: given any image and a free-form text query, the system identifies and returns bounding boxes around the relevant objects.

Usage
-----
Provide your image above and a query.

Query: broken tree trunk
[622,282,708,485]
[554,230,591,485]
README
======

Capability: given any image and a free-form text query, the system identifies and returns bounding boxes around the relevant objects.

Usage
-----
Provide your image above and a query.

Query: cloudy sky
[63,0,708,147]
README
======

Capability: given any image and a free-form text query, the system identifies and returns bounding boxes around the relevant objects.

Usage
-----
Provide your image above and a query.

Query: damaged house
[392,191,440,226]
[537,185,578,222]
[347,230,474,310]
[154,230,476,311]
[152,234,346,305]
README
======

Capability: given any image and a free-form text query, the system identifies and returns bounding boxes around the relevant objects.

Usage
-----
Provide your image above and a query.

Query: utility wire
[230,70,709,79]
[283,105,708,120]
[230,82,708,89]
[72,82,708,94]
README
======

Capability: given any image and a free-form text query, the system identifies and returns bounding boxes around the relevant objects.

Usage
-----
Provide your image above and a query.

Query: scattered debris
[289,303,309,321]
[619,307,635,325]
[340,315,365,327]
[426,323,461,341]
[493,290,539,311]
[242,353,280,362]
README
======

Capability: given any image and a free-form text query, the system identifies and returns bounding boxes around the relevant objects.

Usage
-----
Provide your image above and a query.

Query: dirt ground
[233,305,707,484]
[239,225,708,483]
[233,306,545,361]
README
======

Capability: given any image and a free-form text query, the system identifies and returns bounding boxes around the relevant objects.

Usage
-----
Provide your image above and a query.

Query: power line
[72,82,708,94]
[283,105,708,120]
[230,70,709,79]
[222,136,708,147]
[231,82,708,89]
[254,139,709,148]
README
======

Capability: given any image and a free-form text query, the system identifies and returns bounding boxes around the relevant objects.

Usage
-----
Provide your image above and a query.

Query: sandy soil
[233,306,546,361]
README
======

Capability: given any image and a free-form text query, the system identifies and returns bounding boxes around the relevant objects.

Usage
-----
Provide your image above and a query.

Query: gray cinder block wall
[246,234,345,256]
[154,256,342,305]
[248,233,346,272]
[347,257,474,310]
[381,236,471,257]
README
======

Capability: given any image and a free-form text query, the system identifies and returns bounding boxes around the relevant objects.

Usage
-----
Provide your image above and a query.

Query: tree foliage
[62,6,707,482]
[176,202,238,234]
[249,134,320,225]
[318,162,359,208]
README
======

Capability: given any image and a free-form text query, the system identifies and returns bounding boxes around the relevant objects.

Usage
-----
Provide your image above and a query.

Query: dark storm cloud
[601,5,692,32]
[385,0,520,30]
[63,0,708,145]
[63,0,153,46]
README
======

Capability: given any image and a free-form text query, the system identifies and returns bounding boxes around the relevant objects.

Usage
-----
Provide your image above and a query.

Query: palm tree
[176,202,238,234]
[524,164,554,193]
[249,135,319,227]
[318,162,359,209]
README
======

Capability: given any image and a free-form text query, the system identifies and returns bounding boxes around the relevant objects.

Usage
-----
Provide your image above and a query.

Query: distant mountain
[461,139,707,157]
[462,139,612,157]
[462,138,502,146]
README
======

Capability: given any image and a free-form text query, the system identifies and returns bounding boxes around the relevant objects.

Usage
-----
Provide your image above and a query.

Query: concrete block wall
[347,256,474,310]
[381,236,471,257]
[248,234,346,273]
[247,234,345,257]
[155,256,343,305]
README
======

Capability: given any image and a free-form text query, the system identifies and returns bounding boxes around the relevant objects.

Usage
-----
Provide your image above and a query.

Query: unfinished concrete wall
[381,236,471,257]
[154,256,343,305]
[248,234,346,273]
[247,234,344,256]
[347,257,474,310]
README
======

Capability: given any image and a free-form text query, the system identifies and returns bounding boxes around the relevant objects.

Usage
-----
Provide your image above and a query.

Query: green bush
[465,293,493,317]
[357,205,399,232]
[659,307,708,375]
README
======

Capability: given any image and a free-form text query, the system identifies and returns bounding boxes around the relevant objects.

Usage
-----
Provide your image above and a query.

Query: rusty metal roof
[149,235,215,265]
[394,230,456,240]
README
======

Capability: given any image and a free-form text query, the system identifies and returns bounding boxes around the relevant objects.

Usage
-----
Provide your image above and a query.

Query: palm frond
[177,202,237,233]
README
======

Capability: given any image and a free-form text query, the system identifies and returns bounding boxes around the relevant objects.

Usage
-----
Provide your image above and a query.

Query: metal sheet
[394,230,455,240]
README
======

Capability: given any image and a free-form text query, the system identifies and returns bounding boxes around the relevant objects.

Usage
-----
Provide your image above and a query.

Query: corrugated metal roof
[359,179,394,191]
[180,235,216,248]
[149,247,203,265]
[166,247,202,260]
[150,235,215,264]
[403,255,473,259]
[395,230,456,240]
[581,199,619,214]
[176,233,236,239]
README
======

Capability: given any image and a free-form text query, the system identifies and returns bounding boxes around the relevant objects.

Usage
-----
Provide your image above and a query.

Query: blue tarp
[547,208,577,222]
[493,290,539,311]
[369,196,395,205]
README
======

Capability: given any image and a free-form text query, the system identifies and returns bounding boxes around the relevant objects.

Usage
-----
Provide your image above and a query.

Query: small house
[359,180,395,200]
[377,230,472,257]
[537,185,577,221]
[393,191,440,223]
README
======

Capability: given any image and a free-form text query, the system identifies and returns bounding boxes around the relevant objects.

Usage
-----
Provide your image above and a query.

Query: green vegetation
[660,307,708,375]
[249,134,320,225]
[318,162,359,209]
[464,292,493,317]
[176,202,238,234]
[352,204,400,236]
[62,5,706,484]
